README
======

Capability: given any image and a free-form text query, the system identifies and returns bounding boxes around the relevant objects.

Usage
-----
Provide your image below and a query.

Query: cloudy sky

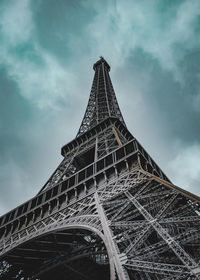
[0,0,200,215]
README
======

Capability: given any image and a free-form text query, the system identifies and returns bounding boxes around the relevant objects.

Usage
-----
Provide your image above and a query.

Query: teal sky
[0,0,200,214]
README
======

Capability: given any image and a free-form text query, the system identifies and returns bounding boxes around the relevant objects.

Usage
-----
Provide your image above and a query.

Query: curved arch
[43,223,115,280]
[2,220,115,280]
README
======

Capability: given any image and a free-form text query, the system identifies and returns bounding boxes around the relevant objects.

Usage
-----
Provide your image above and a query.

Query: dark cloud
[0,67,33,160]
[31,0,96,63]
[124,48,200,145]
[0,0,200,215]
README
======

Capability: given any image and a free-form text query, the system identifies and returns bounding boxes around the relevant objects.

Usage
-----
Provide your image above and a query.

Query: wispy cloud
[86,0,200,81]
[0,0,77,110]
[167,143,200,194]
[0,0,200,215]
[0,0,33,46]
[0,159,35,213]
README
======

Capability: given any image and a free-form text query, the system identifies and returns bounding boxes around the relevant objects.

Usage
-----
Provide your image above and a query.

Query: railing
[0,139,138,232]
[0,137,170,237]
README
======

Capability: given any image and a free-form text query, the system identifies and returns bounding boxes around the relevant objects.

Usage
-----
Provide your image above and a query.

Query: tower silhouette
[0,57,200,280]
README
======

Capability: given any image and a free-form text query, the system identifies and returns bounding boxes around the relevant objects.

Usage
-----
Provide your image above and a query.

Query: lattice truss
[1,58,200,280]
[1,168,200,279]
[97,170,200,280]
[0,192,109,279]
[77,57,126,136]
[40,124,129,192]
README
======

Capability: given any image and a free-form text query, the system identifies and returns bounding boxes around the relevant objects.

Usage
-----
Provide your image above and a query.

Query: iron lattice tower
[0,57,200,280]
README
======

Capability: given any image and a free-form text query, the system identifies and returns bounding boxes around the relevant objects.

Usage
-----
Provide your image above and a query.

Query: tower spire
[77,57,126,137]
[1,58,200,280]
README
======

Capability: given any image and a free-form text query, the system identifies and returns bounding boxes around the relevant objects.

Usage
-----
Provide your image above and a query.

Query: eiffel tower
[0,57,200,280]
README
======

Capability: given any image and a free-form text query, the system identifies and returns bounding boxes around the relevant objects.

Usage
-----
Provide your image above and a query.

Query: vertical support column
[102,62,111,117]
[112,126,123,147]
[96,66,100,124]
[94,193,130,280]
[105,68,126,127]
[94,136,98,161]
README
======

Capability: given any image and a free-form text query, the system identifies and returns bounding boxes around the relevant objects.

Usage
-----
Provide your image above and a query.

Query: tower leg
[94,193,130,280]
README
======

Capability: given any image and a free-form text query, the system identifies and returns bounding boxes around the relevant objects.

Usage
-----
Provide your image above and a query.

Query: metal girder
[125,191,200,278]
[1,168,200,279]
[1,58,200,280]
[77,57,126,137]
[125,259,189,276]
[128,229,200,260]
[159,216,200,224]
[94,193,129,280]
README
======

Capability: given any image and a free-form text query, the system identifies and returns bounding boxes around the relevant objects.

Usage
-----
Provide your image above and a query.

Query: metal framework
[0,57,200,280]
